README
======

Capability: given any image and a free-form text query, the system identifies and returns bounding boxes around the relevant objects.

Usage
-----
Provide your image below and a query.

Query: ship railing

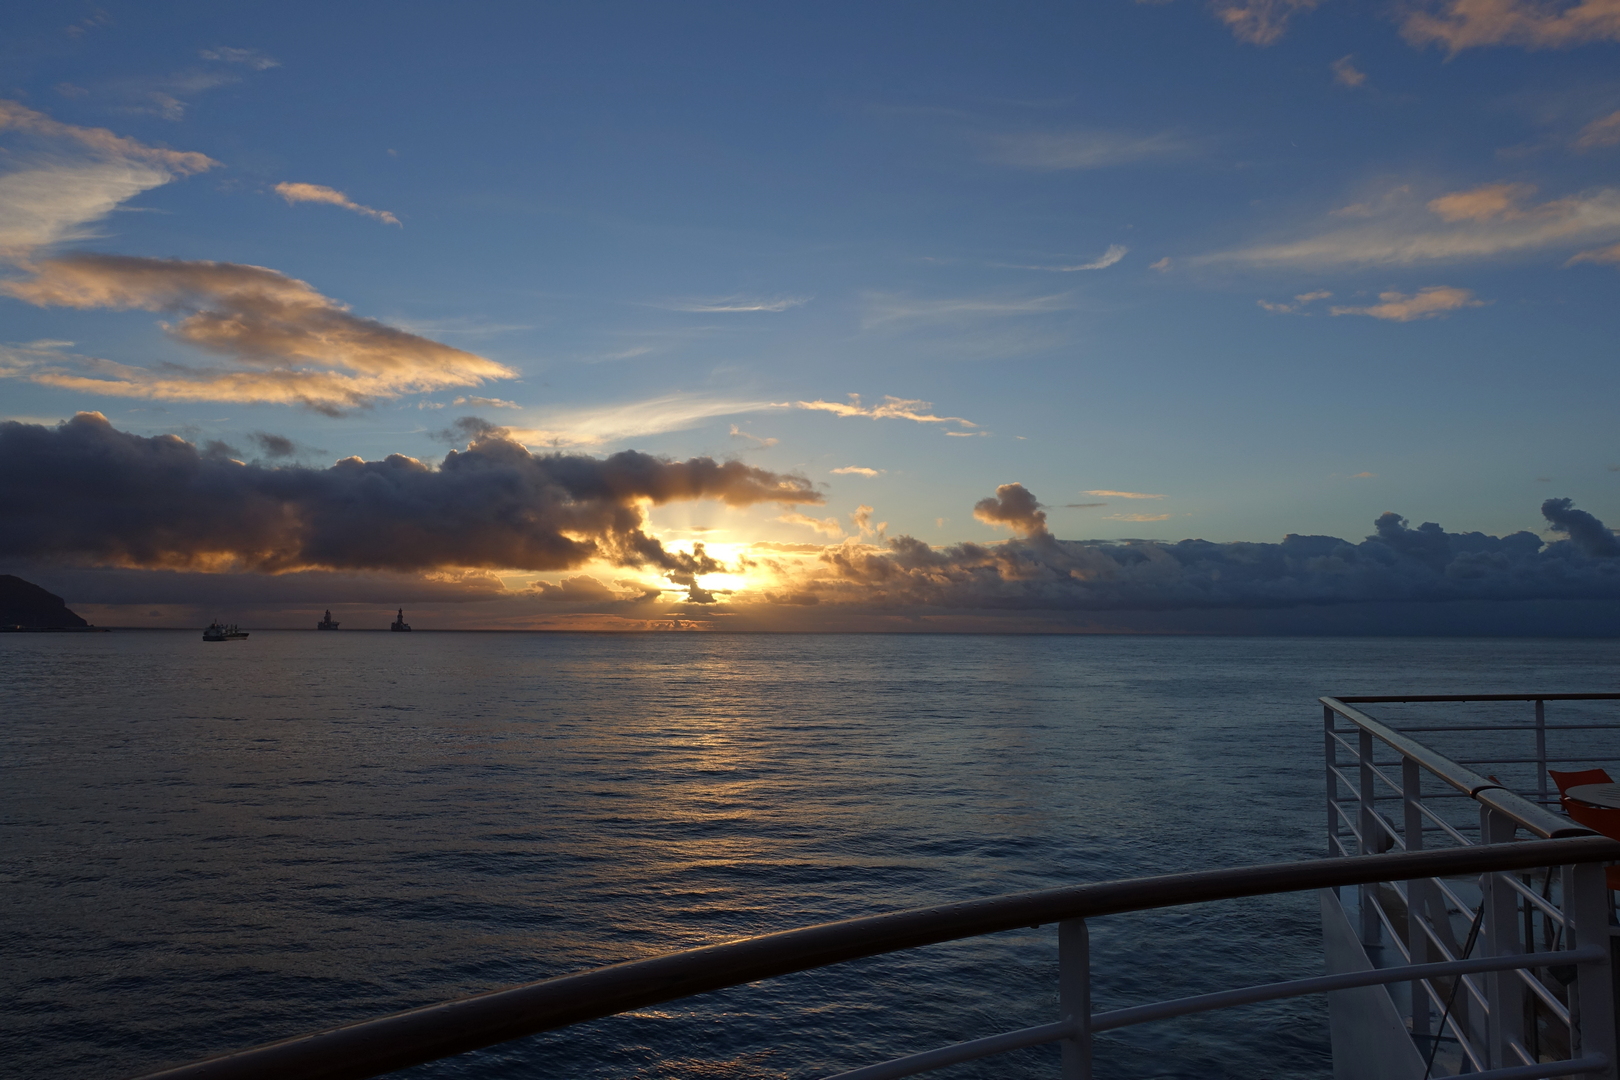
[1324,694,1620,1079]
[137,834,1620,1080]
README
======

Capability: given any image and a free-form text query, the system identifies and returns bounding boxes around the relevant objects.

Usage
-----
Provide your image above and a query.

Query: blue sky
[3,1,1619,628]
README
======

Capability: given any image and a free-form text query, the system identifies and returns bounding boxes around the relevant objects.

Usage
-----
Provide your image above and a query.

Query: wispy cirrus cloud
[0,255,514,413]
[650,295,810,313]
[1331,55,1368,87]
[1330,285,1487,321]
[1082,489,1165,499]
[274,182,401,226]
[1400,0,1620,52]
[1211,0,1322,45]
[503,394,782,447]
[998,245,1128,272]
[862,291,1075,327]
[1258,289,1333,314]
[1107,511,1174,522]
[1202,182,1620,267]
[199,47,280,70]
[978,129,1192,170]
[831,466,883,477]
[0,100,217,259]
[795,394,977,429]
[1576,109,1620,150]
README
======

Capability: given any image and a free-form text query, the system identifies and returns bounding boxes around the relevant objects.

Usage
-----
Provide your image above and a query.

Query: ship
[316,610,339,630]
[201,620,248,641]
[390,608,412,632]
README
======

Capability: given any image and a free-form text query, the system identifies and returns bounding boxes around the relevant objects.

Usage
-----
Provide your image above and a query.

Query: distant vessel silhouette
[316,610,340,631]
[202,620,248,641]
[390,608,412,632]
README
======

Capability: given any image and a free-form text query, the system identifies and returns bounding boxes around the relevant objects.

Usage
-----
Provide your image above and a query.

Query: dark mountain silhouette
[0,575,90,628]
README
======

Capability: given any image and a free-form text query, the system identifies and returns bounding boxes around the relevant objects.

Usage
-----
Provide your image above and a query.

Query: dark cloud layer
[813,489,1620,612]
[0,413,820,575]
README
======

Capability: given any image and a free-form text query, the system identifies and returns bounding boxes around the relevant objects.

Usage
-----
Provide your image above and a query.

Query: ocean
[3,631,1617,1080]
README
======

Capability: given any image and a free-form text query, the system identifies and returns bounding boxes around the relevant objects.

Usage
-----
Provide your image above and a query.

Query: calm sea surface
[3,632,1618,1080]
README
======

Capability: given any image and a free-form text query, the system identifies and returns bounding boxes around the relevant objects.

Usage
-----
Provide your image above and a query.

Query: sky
[2,0,1619,631]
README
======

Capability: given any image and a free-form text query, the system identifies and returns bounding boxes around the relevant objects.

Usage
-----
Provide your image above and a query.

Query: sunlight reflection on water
[2,632,1616,1079]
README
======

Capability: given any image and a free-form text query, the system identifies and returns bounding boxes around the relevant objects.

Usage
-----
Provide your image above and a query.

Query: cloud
[0,100,218,259]
[999,245,1128,272]
[729,425,779,448]
[1,255,515,413]
[651,295,810,313]
[1400,0,1620,52]
[199,47,280,70]
[778,512,845,537]
[1350,471,1377,479]
[1064,502,1108,508]
[978,129,1191,170]
[274,182,400,226]
[1258,289,1333,314]
[800,487,1620,614]
[1107,512,1175,522]
[794,394,977,429]
[505,395,781,448]
[0,413,821,575]
[1081,489,1165,499]
[1204,182,1620,267]
[250,432,296,458]
[1329,285,1486,321]
[1332,55,1368,87]
[1576,109,1620,149]
[973,483,1047,536]
[1211,0,1321,45]
[530,575,630,603]
[453,396,520,409]
[1568,241,1620,265]
[862,292,1075,327]
[850,505,887,539]
[1149,257,1173,272]
[831,466,883,477]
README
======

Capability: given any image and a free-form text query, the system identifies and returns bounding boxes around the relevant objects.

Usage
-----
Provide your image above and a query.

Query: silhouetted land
[0,575,91,630]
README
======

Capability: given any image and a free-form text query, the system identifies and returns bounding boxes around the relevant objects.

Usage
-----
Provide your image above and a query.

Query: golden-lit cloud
[1,255,515,413]
[973,483,1047,536]
[777,511,845,537]
[1205,182,1620,267]
[274,181,400,226]
[794,394,977,429]
[1400,0,1620,52]
[1081,489,1165,499]
[1106,512,1174,522]
[1329,285,1485,321]
[0,100,217,258]
[1211,0,1321,45]
[1575,109,1620,149]
[831,466,883,477]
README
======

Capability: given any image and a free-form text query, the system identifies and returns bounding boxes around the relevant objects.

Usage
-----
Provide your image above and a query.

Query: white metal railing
[1324,695,1620,1079]
[133,698,1620,1080]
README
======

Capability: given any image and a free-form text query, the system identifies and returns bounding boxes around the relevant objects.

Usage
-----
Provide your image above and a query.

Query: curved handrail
[1321,696,1582,839]
[132,836,1620,1080]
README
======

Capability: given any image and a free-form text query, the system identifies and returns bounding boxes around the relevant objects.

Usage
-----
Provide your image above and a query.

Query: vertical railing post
[1326,704,1339,859]
[1535,699,1548,805]
[1404,756,1432,1043]
[1565,861,1618,1077]
[1481,807,1524,1070]
[1058,918,1091,1080]
[1359,729,1380,944]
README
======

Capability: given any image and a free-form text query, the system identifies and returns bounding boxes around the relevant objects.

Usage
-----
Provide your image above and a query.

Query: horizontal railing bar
[1398,725,1620,732]
[1513,960,1573,1025]
[1445,1054,1608,1079]
[1454,758,1618,765]
[1089,946,1604,1033]
[819,1019,1073,1080]
[131,838,1620,1080]
[1338,694,1620,702]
